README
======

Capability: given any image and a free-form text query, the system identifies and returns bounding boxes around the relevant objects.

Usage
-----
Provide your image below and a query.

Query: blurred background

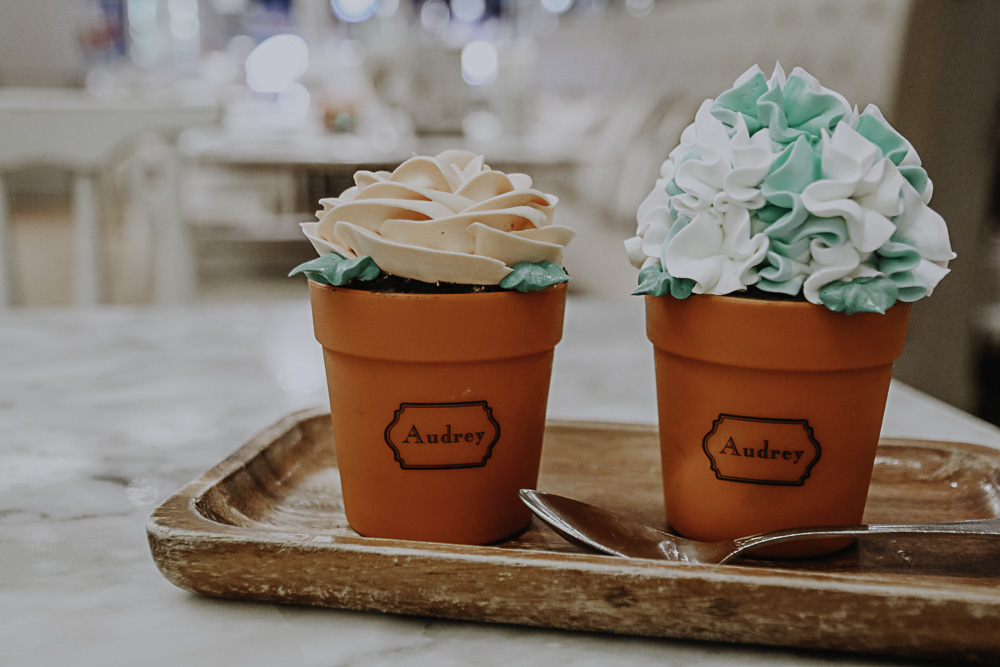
[1,0,999,423]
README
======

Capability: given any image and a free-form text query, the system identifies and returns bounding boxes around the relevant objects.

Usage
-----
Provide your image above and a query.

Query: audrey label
[384,401,501,470]
[702,414,821,486]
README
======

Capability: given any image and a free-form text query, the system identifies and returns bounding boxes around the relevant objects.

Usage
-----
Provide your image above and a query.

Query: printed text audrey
[717,437,805,464]
[401,424,487,445]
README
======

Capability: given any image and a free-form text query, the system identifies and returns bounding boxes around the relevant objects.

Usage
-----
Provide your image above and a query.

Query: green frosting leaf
[818,276,899,314]
[499,261,571,293]
[632,264,696,298]
[288,252,381,285]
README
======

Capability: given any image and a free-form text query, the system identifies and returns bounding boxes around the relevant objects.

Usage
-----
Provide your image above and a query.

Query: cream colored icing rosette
[299,150,575,286]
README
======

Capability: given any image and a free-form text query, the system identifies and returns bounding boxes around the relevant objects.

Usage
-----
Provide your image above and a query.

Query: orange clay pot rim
[309,280,567,301]
[648,292,907,313]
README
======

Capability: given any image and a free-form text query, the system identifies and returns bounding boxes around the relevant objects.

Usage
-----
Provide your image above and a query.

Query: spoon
[519,489,1000,565]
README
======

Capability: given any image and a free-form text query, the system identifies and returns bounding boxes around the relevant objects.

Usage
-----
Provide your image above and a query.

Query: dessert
[292,151,572,545]
[625,63,954,313]
[627,65,954,557]
[293,149,575,292]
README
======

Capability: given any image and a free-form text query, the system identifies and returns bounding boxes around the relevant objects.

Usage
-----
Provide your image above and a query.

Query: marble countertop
[2,296,998,667]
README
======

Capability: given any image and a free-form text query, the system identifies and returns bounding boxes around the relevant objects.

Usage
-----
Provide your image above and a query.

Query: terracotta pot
[645,294,912,558]
[309,280,567,544]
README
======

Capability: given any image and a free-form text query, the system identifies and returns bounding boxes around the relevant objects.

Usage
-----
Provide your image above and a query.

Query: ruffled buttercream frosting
[301,150,575,285]
[625,64,954,313]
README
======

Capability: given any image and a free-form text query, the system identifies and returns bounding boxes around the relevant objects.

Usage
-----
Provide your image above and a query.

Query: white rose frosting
[301,150,574,285]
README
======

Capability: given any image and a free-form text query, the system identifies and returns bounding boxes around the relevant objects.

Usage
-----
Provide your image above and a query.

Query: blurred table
[0,87,220,306]
[181,125,583,170]
[1,296,997,666]
[179,126,584,225]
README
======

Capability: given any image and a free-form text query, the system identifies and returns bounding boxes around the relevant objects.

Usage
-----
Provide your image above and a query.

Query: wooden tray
[147,409,1000,663]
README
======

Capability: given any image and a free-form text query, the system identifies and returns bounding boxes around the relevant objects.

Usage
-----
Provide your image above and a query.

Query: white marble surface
[2,296,997,667]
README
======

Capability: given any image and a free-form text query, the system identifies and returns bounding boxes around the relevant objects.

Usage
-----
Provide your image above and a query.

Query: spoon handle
[728,517,1000,560]
[865,518,1000,535]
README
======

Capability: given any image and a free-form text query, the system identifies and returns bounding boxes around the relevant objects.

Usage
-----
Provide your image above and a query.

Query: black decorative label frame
[384,401,501,470]
[701,413,822,486]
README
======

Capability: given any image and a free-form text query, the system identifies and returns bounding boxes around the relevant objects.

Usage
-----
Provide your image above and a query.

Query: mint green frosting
[711,70,847,144]
[289,252,380,285]
[644,70,948,313]
[854,109,930,195]
[754,135,851,295]
[755,136,818,293]
[671,84,853,294]
[712,70,771,135]
[819,276,899,314]
[874,234,928,302]
[499,261,571,292]
[632,264,696,298]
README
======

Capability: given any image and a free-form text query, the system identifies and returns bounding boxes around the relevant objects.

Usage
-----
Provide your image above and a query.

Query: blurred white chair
[0,87,219,306]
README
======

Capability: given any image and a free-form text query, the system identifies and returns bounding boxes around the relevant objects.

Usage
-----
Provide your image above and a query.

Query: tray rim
[147,407,1000,602]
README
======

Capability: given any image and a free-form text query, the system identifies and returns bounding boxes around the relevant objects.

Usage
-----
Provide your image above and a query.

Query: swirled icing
[302,150,574,285]
[626,64,955,313]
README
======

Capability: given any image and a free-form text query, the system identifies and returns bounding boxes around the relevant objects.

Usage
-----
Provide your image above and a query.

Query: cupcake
[625,63,953,313]
[294,149,575,293]
[291,150,574,545]
[623,64,955,557]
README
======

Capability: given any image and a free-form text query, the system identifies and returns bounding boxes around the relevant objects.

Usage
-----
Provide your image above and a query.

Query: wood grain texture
[147,409,1000,663]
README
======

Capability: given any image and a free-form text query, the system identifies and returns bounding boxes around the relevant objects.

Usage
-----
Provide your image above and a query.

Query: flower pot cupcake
[624,65,955,558]
[291,150,574,545]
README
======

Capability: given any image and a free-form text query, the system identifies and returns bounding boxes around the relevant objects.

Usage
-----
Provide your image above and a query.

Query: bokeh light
[420,0,451,33]
[127,0,161,67]
[541,0,573,15]
[169,0,200,40]
[331,0,377,23]
[245,34,309,93]
[461,40,498,86]
[626,0,654,18]
[452,0,486,23]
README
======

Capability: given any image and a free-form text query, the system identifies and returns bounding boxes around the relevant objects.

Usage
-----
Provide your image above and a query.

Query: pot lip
[645,291,912,370]
[307,279,567,360]
[308,279,567,301]
[645,292,911,315]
